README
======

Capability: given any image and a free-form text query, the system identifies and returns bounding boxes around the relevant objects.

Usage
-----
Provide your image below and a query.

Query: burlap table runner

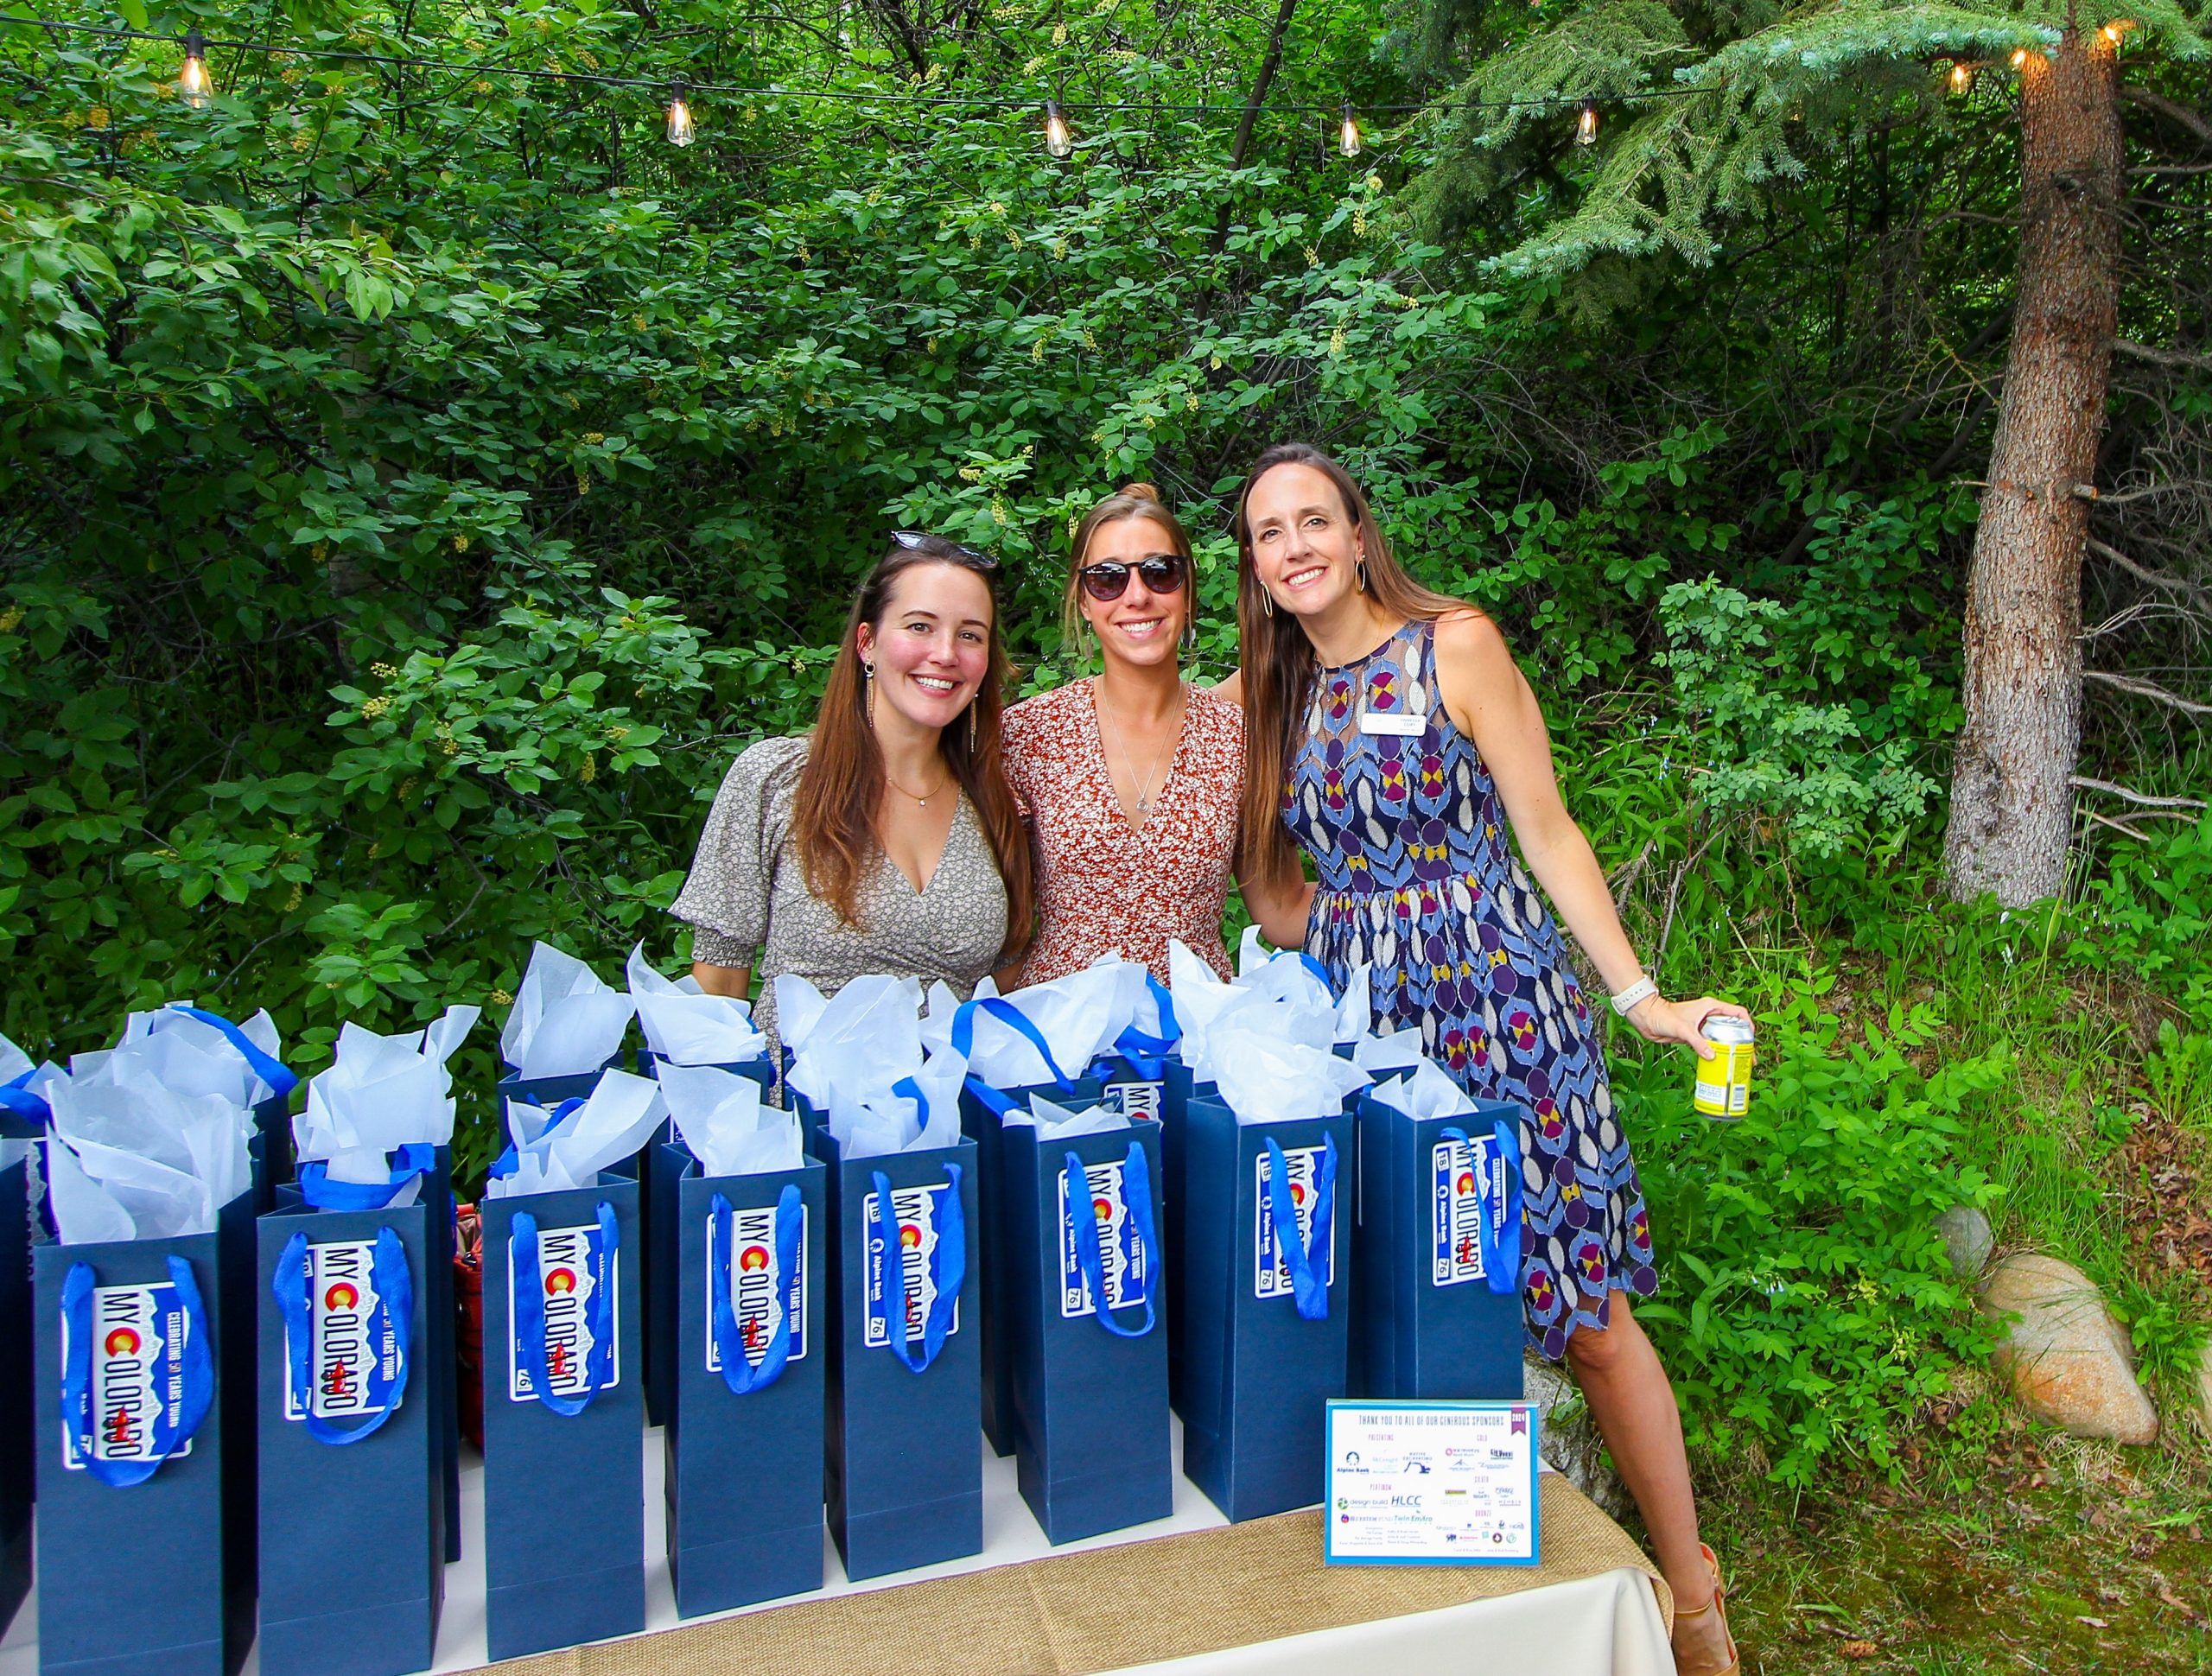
[469,1475,1668,1676]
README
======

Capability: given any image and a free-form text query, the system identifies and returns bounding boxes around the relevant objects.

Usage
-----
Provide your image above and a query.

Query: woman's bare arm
[690,962,753,999]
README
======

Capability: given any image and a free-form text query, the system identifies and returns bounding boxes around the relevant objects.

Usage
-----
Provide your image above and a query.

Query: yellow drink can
[1693,1017,1755,1120]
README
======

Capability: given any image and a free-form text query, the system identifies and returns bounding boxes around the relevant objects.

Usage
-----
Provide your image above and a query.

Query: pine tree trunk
[1942,33,2123,905]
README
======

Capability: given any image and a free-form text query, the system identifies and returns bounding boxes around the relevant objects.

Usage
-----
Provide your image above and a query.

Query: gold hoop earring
[1260,588,1274,619]
[1357,558,1369,594]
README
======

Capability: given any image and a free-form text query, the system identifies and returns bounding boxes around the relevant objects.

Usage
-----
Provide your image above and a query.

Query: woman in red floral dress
[1002,485,1310,985]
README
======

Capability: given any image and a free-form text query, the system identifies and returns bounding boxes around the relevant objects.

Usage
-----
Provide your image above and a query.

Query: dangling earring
[1356,556,1369,593]
[1260,588,1274,619]
[966,702,978,754]
[1181,612,1198,654]
[861,660,876,729]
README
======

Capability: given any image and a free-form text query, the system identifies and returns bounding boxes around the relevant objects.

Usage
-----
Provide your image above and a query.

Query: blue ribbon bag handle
[297,1145,435,1212]
[708,1184,803,1395]
[870,1163,967,1374]
[1065,1143,1159,1338]
[272,1228,413,1445]
[166,1005,300,1099]
[952,998,1076,1100]
[60,1255,215,1488]
[1441,1120,1526,1298]
[0,1070,49,1126]
[510,1202,620,1416]
[1262,1134,1338,1322]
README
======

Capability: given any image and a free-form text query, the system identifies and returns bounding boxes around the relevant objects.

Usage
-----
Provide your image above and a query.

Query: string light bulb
[1948,60,1972,94]
[1044,99,1072,159]
[665,83,695,147]
[1338,101,1362,159]
[2101,18,2135,44]
[1576,101,1599,145]
[178,28,211,109]
[2012,48,2031,68]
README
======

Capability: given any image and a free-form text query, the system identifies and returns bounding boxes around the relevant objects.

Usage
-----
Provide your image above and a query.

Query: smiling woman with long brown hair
[1224,441,1749,1676]
[670,531,1032,1051]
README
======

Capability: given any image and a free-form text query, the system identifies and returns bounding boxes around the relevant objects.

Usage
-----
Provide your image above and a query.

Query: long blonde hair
[1233,443,1462,891]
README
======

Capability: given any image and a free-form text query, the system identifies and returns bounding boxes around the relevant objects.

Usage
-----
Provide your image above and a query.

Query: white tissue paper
[294,1006,480,1184]
[0,1032,38,1171]
[779,974,924,1111]
[658,1063,805,1177]
[500,942,635,1081]
[922,956,1147,1089]
[0,1032,34,1085]
[1208,1006,1371,1128]
[1352,1027,1429,1076]
[1368,1058,1479,1121]
[1332,963,1374,1044]
[626,943,767,1068]
[42,1045,257,1242]
[829,1048,968,1161]
[1003,1095,1131,1139]
[118,1004,286,1108]
[488,1068,668,1199]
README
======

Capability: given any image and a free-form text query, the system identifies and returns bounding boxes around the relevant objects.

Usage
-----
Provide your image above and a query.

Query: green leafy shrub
[1619,975,2006,1488]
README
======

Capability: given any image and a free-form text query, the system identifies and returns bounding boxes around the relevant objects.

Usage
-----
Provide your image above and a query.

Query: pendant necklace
[1095,677,1182,822]
[886,769,950,808]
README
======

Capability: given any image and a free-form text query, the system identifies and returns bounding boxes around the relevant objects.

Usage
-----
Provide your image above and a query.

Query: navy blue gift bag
[34,1185,257,1676]
[1001,1117,1172,1544]
[479,1164,644,1661]
[1353,1092,1525,1401]
[1178,1097,1351,1524]
[664,1146,826,1616]
[256,1164,442,1676]
[815,1128,980,1581]
[0,1088,47,1634]
[643,1052,772,1430]
[1156,1059,1214,1419]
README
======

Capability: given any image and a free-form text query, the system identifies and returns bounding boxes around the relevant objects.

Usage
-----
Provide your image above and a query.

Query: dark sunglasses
[892,529,999,570]
[1079,554,1188,602]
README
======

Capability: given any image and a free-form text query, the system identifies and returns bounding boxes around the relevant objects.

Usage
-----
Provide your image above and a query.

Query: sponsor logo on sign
[1058,1158,1148,1317]
[863,1183,959,1347]
[284,1239,404,1421]
[1255,1146,1335,1299]
[508,1221,620,1401]
[706,1205,807,1371]
[1431,1136,1504,1288]
[1099,1081,1163,1121]
[66,1282,194,1468]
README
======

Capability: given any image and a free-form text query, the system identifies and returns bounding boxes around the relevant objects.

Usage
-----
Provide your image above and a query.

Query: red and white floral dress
[1002,678,1243,985]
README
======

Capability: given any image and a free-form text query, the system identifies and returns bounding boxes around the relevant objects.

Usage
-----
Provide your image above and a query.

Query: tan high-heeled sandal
[1669,1544,1740,1676]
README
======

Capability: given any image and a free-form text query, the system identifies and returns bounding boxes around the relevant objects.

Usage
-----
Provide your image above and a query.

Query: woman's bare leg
[1561,1296,1733,1669]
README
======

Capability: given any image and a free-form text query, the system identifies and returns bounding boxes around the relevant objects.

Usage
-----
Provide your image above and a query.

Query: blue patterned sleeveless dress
[1282,617,1657,1359]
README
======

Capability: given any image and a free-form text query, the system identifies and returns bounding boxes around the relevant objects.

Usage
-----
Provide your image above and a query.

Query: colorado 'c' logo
[543,1267,578,1296]
[898,1224,922,1250]
[1288,1181,1307,1207]
[1092,1197,1114,1221]
[739,1245,771,1273]
[103,1327,141,1357]
[323,1281,359,1311]
[1455,1171,1477,1197]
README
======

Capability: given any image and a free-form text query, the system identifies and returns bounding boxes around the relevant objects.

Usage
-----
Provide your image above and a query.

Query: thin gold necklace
[886,767,952,807]
[1094,676,1183,821]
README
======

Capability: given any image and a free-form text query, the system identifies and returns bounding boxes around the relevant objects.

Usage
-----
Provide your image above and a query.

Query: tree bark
[1942,33,2123,906]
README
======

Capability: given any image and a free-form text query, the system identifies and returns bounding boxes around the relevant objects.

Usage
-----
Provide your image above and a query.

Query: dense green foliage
[4,0,2209,1482]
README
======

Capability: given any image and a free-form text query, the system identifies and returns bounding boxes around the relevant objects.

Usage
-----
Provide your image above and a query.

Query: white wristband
[1609,976,1659,1018]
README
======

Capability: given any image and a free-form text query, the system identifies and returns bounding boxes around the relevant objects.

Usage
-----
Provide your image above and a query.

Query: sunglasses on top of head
[1079,554,1188,602]
[891,529,1000,570]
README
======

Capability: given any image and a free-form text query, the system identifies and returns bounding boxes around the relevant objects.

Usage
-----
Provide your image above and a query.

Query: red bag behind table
[454,1202,485,1452]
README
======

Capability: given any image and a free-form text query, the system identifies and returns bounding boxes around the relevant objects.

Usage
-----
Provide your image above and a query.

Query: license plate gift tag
[707,1204,807,1372]
[66,1279,196,1469]
[1059,1158,1150,1317]
[509,1220,620,1402]
[1255,1146,1335,1300]
[285,1239,405,1421]
[864,1182,959,1348]
[1430,1135,1509,1289]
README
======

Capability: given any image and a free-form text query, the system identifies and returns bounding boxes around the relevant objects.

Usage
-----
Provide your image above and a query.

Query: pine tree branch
[2070,775,2209,810]
[2114,338,2212,370]
[2090,537,2212,614]
[2122,86,2212,147]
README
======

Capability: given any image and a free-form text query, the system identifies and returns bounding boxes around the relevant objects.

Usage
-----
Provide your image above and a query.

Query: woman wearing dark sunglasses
[671,531,1033,1055]
[1001,485,1308,984]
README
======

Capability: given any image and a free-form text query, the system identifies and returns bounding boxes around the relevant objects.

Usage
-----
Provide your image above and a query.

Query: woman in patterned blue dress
[1223,442,1750,1676]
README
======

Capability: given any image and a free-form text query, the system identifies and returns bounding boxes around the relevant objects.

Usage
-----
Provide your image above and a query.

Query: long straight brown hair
[791,537,1033,963]
[1234,442,1464,892]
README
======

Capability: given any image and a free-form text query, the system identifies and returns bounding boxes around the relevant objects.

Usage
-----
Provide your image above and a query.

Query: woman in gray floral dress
[671,533,1032,1052]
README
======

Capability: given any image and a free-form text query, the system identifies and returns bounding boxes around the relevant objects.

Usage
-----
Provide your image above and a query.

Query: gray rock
[1980,1254,2159,1444]
[1522,1353,1632,1520]
[1936,1204,1994,1282]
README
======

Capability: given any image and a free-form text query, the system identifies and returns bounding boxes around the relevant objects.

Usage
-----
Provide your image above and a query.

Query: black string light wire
[5,13,2010,156]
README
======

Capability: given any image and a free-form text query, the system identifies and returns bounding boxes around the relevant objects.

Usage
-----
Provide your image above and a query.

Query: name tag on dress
[1357,710,1426,737]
